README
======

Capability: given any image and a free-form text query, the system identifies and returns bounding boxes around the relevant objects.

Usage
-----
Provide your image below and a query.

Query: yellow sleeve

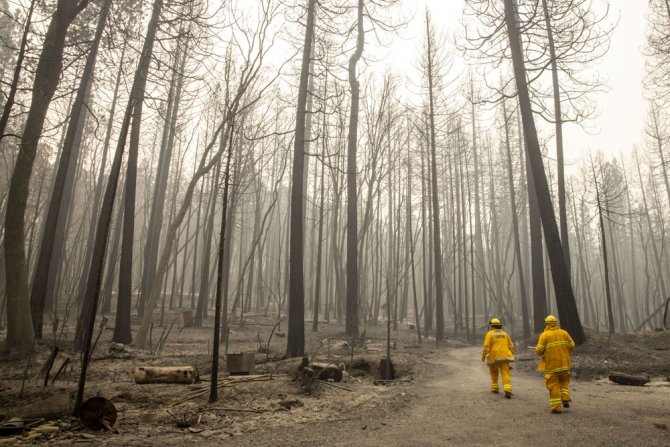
[482,332,491,360]
[567,333,575,352]
[535,333,546,356]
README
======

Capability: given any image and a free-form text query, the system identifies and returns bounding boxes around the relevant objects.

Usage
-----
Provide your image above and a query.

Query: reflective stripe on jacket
[535,326,575,374]
[481,329,515,365]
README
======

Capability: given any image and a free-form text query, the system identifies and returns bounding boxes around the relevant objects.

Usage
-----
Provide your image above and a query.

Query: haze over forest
[0,0,669,401]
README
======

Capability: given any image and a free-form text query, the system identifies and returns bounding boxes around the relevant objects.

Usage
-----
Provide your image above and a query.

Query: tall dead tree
[287,0,316,357]
[103,0,164,346]
[423,10,445,340]
[209,116,235,403]
[115,0,166,343]
[591,159,615,333]
[140,34,189,319]
[3,0,91,354]
[312,141,326,332]
[30,0,111,339]
[503,0,585,344]
[74,0,163,411]
[502,99,530,339]
[538,0,569,276]
[345,0,364,338]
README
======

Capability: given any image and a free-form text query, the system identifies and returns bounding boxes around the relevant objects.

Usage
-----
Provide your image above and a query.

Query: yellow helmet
[544,315,558,324]
[489,318,501,326]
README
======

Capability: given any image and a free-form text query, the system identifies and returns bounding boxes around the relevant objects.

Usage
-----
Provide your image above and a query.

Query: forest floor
[0,314,669,446]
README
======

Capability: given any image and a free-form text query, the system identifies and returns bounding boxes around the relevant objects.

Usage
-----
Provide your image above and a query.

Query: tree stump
[378,358,395,381]
[79,397,117,431]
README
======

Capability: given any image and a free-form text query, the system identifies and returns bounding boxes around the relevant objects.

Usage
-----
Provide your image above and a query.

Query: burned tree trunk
[503,0,584,344]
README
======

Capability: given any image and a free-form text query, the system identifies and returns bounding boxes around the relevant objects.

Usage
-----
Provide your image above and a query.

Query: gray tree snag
[503,0,585,344]
[592,161,615,334]
[540,0,570,275]
[502,99,530,340]
[3,0,91,354]
[194,157,222,327]
[77,32,128,317]
[311,76,330,331]
[345,0,364,339]
[523,112,547,334]
[30,0,112,340]
[116,0,165,343]
[424,10,445,340]
[140,35,189,319]
[287,0,315,357]
[74,0,163,412]
[103,0,163,347]
[468,78,487,340]
[210,116,235,403]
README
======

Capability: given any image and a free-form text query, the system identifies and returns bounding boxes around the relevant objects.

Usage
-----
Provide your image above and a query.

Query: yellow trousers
[488,361,512,394]
[545,371,571,412]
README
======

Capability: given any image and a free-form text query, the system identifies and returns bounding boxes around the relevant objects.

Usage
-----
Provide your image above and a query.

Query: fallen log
[608,372,650,386]
[133,366,200,384]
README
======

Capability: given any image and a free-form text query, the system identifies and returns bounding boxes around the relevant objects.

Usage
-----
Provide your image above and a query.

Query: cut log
[608,372,650,386]
[133,366,199,384]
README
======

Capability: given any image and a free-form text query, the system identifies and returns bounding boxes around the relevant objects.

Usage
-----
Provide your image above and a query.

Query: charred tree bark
[4,0,90,354]
[503,0,584,344]
[75,0,163,408]
[345,0,364,339]
[195,159,222,327]
[30,0,111,339]
[78,34,128,317]
[287,0,316,357]
[140,37,188,317]
[312,158,326,332]
[209,117,235,403]
[595,176,615,333]
[541,0,571,275]
[110,0,164,346]
[425,12,445,340]
[503,100,530,339]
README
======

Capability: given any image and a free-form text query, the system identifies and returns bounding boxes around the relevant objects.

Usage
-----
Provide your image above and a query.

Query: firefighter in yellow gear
[536,315,575,413]
[481,318,515,398]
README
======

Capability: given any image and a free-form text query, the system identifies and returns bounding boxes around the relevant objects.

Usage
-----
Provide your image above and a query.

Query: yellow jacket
[535,325,575,374]
[481,328,515,365]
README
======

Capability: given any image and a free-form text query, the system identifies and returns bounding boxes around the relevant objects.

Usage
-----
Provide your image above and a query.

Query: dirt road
[226,345,670,447]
